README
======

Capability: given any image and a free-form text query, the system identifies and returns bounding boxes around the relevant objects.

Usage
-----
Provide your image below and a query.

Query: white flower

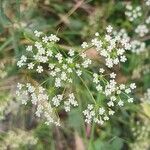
[105,34,111,41]
[119,84,125,90]
[17,83,23,90]
[36,66,43,73]
[99,68,105,73]
[95,32,99,36]
[110,72,116,78]
[81,42,88,48]
[48,34,60,42]
[55,53,62,62]
[17,60,24,67]
[26,45,32,52]
[110,96,116,101]
[81,52,86,58]
[146,16,150,24]
[28,63,34,69]
[49,63,55,69]
[61,72,67,80]
[96,84,102,91]
[125,5,142,22]
[130,40,145,54]
[34,30,42,37]
[76,70,82,76]
[118,100,124,106]
[55,78,61,87]
[107,101,114,107]
[66,58,73,64]
[128,98,133,103]
[35,41,42,49]
[21,55,27,62]
[109,110,115,115]
[42,36,49,43]
[104,115,109,121]
[146,0,150,6]
[135,24,149,37]
[46,50,53,57]
[125,88,131,94]
[68,49,75,57]
[52,95,63,107]
[120,55,127,62]
[130,83,136,89]
[99,107,105,115]
[87,104,93,110]
[106,25,113,33]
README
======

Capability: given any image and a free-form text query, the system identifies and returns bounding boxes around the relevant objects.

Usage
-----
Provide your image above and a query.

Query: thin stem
[79,76,96,104]
[88,121,95,150]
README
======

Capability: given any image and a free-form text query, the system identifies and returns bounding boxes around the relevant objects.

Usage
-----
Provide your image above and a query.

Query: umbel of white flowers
[16,26,136,126]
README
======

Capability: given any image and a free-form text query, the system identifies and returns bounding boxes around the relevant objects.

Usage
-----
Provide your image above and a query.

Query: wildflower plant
[124,1,150,54]
[16,26,136,126]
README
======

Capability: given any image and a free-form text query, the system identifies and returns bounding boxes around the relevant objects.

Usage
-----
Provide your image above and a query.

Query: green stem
[79,76,96,104]
[88,122,95,150]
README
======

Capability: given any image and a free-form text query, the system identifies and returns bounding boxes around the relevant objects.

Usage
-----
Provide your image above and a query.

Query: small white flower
[110,72,116,79]
[96,84,102,91]
[104,115,109,121]
[26,45,33,52]
[119,84,125,90]
[95,32,99,36]
[28,63,34,69]
[146,0,150,6]
[49,34,60,42]
[130,83,136,89]
[36,66,43,73]
[120,55,127,62]
[135,24,149,37]
[99,68,105,73]
[76,70,82,76]
[99,107,105,115]
[34,30,42,37]
[42,36,49,43]
[125,88,131,94]
[128,98,133,103]
[17,83,23,90]
[17,60,24,67]
[87,104,93,110]
[68,49,75,57]
[106,25,113,33]
[21,55,27,62]
[46,50,53,57]
[118,100,124,106]
[109,110,115,115]
[81,42,88,49]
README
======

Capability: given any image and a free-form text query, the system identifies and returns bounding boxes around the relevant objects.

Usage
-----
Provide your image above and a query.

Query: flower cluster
[17,32,92,88]
[16,29,136,126]
[124,2,150,54]
[130,120,150,150]
[130,40,146,54]
[135,24,149,37]
[0,130,37,150]
[83,69,136,125]
[82,26,131,68]
[52,93,78,112]
[16,83,60,126]
[125,5,142,22]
